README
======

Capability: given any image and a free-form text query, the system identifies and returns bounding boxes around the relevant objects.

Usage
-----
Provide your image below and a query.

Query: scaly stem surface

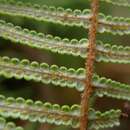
[80,0,99,130]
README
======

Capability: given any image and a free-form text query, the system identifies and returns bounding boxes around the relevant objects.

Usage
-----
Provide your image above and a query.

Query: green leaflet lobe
[0,0,130,35]
[0,95,121,129]
[0,56,130,101]
[0,20,130,64]
[100,0,130,7]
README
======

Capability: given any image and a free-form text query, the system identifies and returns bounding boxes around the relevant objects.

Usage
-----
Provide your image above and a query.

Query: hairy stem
[80,0,99,130]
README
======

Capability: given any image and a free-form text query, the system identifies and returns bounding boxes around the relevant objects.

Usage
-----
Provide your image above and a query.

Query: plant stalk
[80,0,99,130]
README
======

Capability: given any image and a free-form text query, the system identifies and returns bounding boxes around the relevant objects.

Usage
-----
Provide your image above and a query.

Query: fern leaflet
[0,0,130,35]
[100,0,130,7]
[0,20,130,64]
[0,56,130,100]
[0,95,121,129]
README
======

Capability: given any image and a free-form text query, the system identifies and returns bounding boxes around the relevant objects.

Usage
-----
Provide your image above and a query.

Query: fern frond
[0,0,130,35]
[0,20,87,58]
[0,20,130,64]
[0,56,130,100]
[96,41,130,64]
[0,0,91,28]
[101,0,130,7]
[88,109,121,130]
[0,95,121,129]
[0,56,85,91]
[93,75,130,101]
[98,14,130,35]
[0,95,80,128]
[0,117,23,130]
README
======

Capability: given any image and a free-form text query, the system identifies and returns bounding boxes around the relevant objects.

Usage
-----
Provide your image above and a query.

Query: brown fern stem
[80,0,99,130]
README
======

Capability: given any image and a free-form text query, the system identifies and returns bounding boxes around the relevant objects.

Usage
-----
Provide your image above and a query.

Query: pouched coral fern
[0,0,129,130]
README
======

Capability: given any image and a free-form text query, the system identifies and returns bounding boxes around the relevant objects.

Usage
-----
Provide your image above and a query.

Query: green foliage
[0,0,129,130]
[0,56,130,101]
[93,75,130,101]
[0,117,23,130]
[101,0,130,7]
[0,95,121,129]
[0,20,130,64]
[0,56,85,91]
[0,0,130,35]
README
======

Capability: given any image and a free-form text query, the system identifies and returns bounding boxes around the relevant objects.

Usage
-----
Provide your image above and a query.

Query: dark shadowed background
[0,0,130,130]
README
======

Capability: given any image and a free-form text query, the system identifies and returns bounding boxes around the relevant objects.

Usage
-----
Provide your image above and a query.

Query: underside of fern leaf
[0,56,130,101]
[0,20,130,64]
[0,0,130,35]
[0,95,121,129]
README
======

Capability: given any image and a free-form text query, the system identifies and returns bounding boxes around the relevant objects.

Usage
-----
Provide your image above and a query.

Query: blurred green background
[0,0,130,130]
